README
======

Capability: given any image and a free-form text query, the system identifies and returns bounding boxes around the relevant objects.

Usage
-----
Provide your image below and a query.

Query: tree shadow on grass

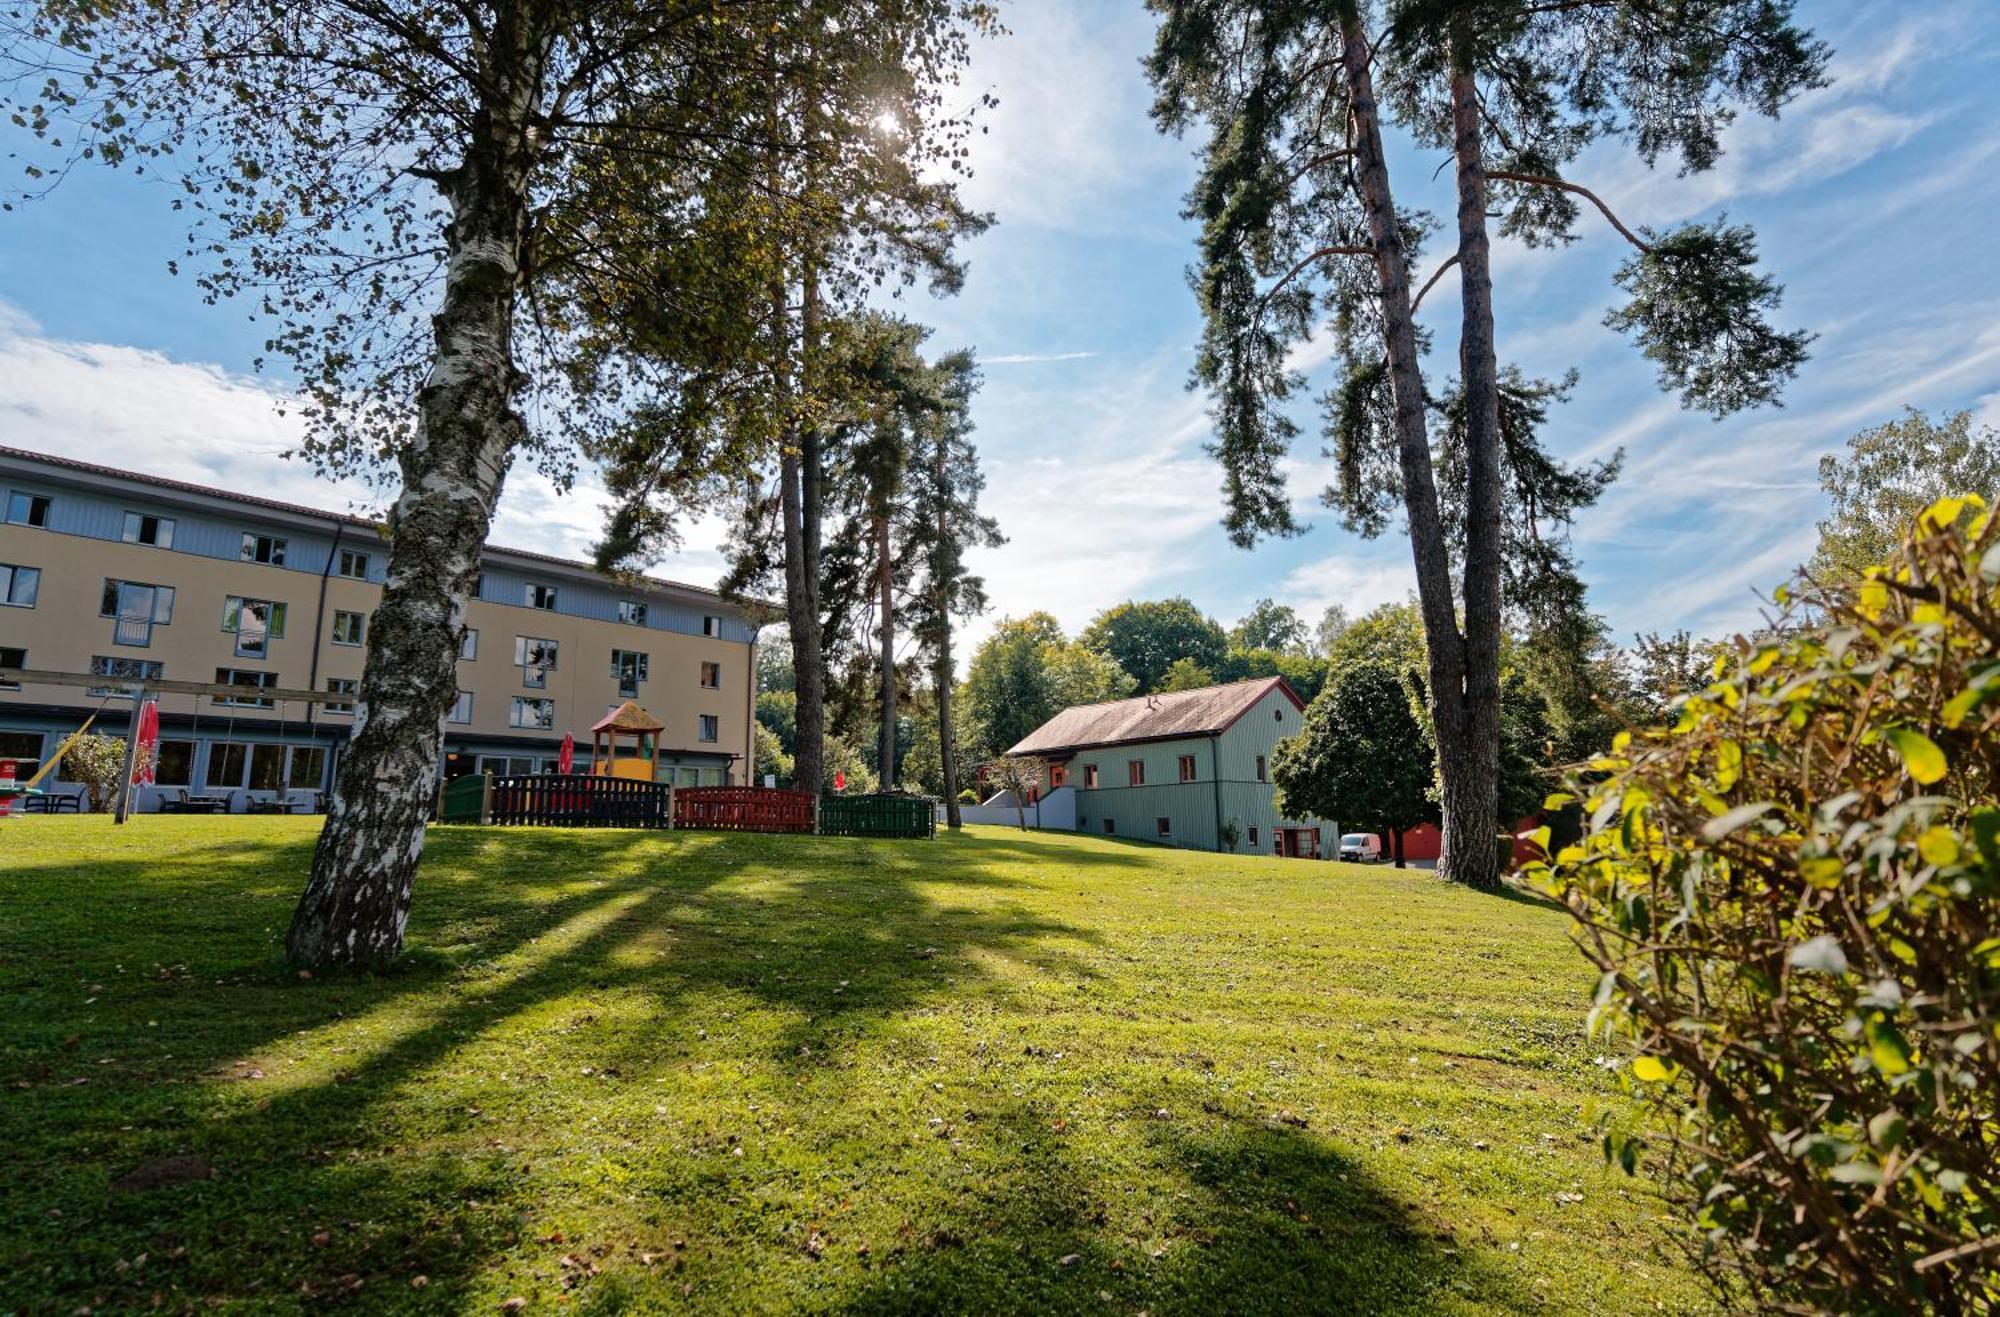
[1,822,1104,1310]
[818,1106,1540,1316]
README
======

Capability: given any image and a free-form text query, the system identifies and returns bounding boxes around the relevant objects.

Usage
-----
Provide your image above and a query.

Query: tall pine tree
[1148,0,1824,887]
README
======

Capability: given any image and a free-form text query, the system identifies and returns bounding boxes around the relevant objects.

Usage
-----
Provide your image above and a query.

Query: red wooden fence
[673,785,815,833]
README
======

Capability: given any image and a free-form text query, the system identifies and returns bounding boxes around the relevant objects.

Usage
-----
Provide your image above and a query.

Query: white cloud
[982,350,1099,365]
[0,303,736,589]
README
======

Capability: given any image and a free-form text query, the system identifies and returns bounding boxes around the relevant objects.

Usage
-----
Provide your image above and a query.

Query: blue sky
[3,0,1999,658]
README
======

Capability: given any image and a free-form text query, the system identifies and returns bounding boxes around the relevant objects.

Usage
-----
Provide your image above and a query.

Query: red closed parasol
[557,732,575,775]
[131,700,160,787]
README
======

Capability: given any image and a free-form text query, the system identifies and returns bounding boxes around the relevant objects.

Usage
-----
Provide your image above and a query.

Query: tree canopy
[1081,598,1229,694]
[1813,408,2000,584]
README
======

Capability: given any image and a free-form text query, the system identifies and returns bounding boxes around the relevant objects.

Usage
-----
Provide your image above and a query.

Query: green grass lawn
[0,818,1704,1314]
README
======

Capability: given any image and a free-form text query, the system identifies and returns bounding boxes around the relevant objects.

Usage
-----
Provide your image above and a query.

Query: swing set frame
[0,664,349,823]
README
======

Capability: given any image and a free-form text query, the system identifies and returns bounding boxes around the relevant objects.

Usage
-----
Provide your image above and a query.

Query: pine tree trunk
[775,257,827,796]
[791,264,827,794]
[877,511,896,790]
[937,647,960,829]
[286,33,542,968]
[1339,20,1484,883]
[935,436,961,830]
[1443,64,1503,891]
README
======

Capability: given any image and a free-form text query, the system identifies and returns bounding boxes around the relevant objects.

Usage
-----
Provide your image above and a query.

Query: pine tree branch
[1487,171,1653,252]
[1257,245,1375,318]
[1409,253,1460,315]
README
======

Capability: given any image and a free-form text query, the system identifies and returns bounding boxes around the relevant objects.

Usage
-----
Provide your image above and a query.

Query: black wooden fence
[486,774,671,829]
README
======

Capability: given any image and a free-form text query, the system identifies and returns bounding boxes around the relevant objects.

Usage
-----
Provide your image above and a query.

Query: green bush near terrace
[1536,499,2000,1313]
[1,818,1704,1313]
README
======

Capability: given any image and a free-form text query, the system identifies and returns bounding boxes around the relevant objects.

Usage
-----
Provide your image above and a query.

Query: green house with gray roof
[1006,676,1338,858]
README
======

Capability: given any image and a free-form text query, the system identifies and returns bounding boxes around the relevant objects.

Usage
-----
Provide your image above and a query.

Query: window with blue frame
[5,491,49,526]
[0,562,38,608]
[88,654,164,697]
[99,578,176,647]
[240,533,287,565]
[122,512,175,547]
[221,596,287,658]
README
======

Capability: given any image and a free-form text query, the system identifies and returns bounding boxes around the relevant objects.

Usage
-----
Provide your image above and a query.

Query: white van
[1338,833,1384,864]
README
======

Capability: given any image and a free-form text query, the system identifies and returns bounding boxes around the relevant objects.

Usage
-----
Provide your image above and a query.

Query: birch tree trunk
[286,27,544,968]
[1442,64,1504,890]
[1338,21,1490,885]
[877,512,897,789]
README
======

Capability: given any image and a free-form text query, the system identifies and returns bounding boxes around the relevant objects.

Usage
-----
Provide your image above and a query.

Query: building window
[612,649,650,698]
[331,610,367,646]
[153,740,193,787]
[525,583,558,610]
[448,690,474,724]
[240,533,287,566]
[514,636,558,687]
[698,714,719,743]
[510,696,555,730]
[87,655,163,697]
[205,743,247,789]
[460,628,479,661]
[702,615,719,637]
[336,549,371,579]
[1049,762,1068,788]
[101,578,175,647]
[323,677,359,715]
[215,667,278,708]
[222,596,287,659]
[6,492,50,527]
[699,660,721,689]
[1082,764,1099,789]
[1248,826,1260,847]
[619,600,647,625]
[246,744,288,791]
[1255,754,1267,783]
[1156,816,1172,838]
[288,746,329,791]
[1102,818,1115,835]
[0,645,23,690]
[1178,754,1197,783]
[1,563,38,608]
[1127,759,1145,787]
[0,731,44,781]
[121,512,176,548]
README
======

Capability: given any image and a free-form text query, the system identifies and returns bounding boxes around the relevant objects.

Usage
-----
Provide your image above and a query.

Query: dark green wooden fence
[439,773,485,822]
[818,793,936,839]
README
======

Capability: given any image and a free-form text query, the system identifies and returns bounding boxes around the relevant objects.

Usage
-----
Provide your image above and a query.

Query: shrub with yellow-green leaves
[1532,498,1999,1313]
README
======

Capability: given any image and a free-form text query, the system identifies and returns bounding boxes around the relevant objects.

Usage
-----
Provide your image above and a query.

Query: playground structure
[589,701,665,781]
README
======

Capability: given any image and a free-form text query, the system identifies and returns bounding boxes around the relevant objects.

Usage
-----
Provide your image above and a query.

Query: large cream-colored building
[0,446,764,809]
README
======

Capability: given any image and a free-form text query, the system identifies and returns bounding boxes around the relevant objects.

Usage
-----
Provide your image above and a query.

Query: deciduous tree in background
[961,614,1134,762]
[1148,0,1825,888]
[1081,598,1229,694]
[1271,660,1434,867]
[1813,408,2000,584]
[1229,598,1310,654]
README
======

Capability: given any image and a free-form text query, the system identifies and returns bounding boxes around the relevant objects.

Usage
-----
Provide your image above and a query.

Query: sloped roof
[591,701,665,734]
[1006,677,1302,756]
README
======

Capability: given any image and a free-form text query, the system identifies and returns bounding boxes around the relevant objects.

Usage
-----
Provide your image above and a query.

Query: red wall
[1393,817,1543,869]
